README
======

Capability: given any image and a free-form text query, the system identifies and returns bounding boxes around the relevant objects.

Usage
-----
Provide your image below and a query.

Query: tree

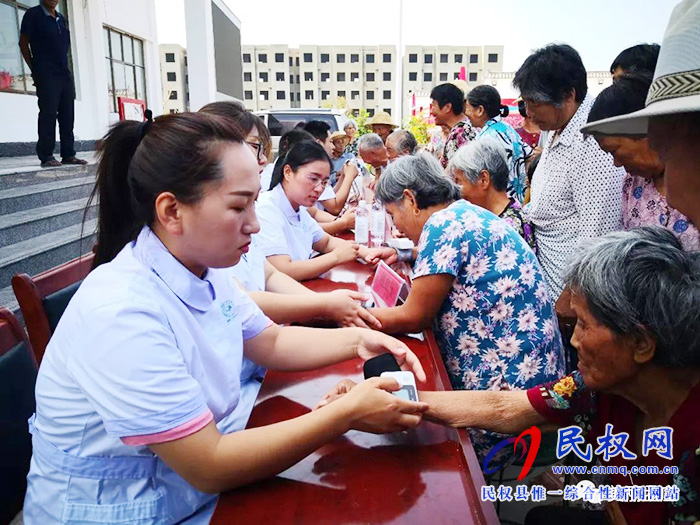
[402,115,430,146]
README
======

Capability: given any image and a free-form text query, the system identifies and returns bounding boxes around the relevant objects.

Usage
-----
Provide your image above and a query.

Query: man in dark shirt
[19,0,87,167]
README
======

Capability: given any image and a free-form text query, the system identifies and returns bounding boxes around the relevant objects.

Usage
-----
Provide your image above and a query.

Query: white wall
[0,0,162,145]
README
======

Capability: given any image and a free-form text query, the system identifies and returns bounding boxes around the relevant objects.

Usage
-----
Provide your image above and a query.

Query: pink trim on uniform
[121,409,214,446]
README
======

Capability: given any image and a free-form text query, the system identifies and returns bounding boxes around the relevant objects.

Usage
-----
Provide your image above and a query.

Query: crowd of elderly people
[24,1,699,523]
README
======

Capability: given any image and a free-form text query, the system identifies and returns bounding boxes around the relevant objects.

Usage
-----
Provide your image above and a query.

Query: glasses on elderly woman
[245,141,267,162]
[305,173,329,189]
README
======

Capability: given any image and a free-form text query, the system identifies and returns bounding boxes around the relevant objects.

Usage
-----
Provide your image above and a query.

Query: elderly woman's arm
[418,390,547,435]
[368,273,454,334]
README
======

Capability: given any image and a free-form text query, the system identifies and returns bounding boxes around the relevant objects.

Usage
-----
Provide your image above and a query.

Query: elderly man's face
[385,137,402,161]
[595,136,664,180]
[648,113,700,226]
[359,145,389,170]
[522,90,578,132]
[332,138,347,157]
[372,124,393,143]
[570,293,642,391]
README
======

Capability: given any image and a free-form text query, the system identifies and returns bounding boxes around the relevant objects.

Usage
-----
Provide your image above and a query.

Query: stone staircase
[0,153,97,314]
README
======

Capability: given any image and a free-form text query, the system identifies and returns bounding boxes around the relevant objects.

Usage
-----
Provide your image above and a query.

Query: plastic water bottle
[370,201,386,247]
[355,200,369,246]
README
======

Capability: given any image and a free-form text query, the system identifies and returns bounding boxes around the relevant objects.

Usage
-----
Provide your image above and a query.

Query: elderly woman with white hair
[323,226,700,523]
[343,120,358,156]
[366,152,565,465]
[448,137,536,252]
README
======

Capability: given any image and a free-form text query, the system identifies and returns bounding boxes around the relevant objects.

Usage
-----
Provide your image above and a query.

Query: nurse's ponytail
[87,112,246,268]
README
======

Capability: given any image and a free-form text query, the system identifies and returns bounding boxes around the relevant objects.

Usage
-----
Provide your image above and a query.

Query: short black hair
[430,83,464,115]
[587,71,653,125]
[513,44,587,104]
[467,85,509,119]
[302,120,331,142]
[609,44,660,75]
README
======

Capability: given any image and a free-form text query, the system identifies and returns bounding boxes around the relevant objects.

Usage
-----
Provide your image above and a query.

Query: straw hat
[581,0,700,136]
[330,130,348,142]
[368,111,397,127]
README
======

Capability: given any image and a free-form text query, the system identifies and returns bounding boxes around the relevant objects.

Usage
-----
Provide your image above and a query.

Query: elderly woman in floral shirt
[365,153,565,465]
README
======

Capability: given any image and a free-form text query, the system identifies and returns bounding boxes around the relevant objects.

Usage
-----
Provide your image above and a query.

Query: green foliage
[402,115,430,146]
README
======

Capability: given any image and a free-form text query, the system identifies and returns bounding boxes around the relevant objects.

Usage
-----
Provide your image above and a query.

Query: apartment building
[159,44,189,114]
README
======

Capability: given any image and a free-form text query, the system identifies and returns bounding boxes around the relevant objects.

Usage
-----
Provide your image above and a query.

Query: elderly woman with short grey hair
[343,120,358,155]
[448,138,536,252]
[368,152,565,466]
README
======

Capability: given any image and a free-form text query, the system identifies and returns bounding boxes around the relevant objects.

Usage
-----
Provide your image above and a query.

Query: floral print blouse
[499,199,536,254]
[528,373,699,525]
[479,116,532,203]
[622,174,699,252]
[441,119,477,169]
[413,200,564,463]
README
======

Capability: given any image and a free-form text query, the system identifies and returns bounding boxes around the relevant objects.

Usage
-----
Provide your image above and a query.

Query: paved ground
[0,151,96,177]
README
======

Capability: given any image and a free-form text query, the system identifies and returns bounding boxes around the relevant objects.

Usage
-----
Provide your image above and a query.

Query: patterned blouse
[622,174,699,252]
[499,199,536,254]
[441,119,476,169]
[528,373,699,525]
[479,116,532,203]
[344,139,358,157]
[413,200,564,464]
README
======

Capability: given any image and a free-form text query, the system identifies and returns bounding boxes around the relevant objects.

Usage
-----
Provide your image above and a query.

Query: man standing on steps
[18,0,87,168]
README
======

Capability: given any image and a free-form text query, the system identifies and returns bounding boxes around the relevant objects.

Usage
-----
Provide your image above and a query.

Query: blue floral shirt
[413,200,564,462]
[478,117,532,203]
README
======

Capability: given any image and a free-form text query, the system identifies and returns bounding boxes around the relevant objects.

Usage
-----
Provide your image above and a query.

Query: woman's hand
[360,247,397,265]
[342,161,359,180]
[354,329,427,382]
[333,377,429,434]
[338,207,356,230]
[324,289,381,329]
[332,242,360,264]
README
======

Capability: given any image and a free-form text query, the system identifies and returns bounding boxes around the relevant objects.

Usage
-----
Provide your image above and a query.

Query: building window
[321,53,330,63]
[321,90,330,100]
[165,53,175,63]
[258,53,267,63]
[167,72,177,81]
[469,72,478,82]
[337,53,345,63]
[244,72,252,82]
[366,91,374,100]
[440,53,448,63]
[455,54,463,62]
[439,72,447,81]
[408,72,417,81]
[104,27,147,112]
[259,72,268,82]
[383,108,392,115]
[243,53,251,63]
[275,53,284,62]
[170,91,178,100]
[367,109,375,117]
[409,53,417,63]
[351,53,359,63]
[351,72,359,82]
[337,72,346,82]
[296,75,300,83]
[321,72,330,82]
[305,90,314,100]
[276,72,285,81]
[290,76,294,84]
[169,109,178,114]
[245,90,253,100]
[383,90,391,99]
[296,57,299,66]
[454,72,460,80]
[304,72,313,81]
[470,54,478,63]
[424,72,432,82]
[277,90,285,99]
[366,54,375,63]
[383,53,391,63]
[338,90,346,98]
[304,53,313,62]
[383,72,391,81]
[424,54,433,64]
[352,109,360,116]
[488,53,498,63]
[351,90,360,100]
[260,91,269,100]
[289,57,293,66]
[366,72,375,82]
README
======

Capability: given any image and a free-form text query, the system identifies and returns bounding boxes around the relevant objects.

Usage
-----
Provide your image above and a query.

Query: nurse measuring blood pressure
[23,112,427,524]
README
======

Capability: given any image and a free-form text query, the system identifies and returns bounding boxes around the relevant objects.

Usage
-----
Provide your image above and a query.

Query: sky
[155,0,678,72]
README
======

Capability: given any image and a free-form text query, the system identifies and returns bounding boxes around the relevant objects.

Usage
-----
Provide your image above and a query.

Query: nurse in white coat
[23,112,428,524]
[257,141,396,281]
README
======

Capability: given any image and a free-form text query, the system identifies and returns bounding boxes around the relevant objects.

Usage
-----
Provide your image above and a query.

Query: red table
[212,260,498,525]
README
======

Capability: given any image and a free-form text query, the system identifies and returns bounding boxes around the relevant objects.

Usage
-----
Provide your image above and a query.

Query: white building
[159,44,189,114]
[0,0,163,152]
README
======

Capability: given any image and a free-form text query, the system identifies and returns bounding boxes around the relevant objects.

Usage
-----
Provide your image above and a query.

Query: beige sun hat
[368,111,397,127]
[581,0,700,136]
[330,130,348,142]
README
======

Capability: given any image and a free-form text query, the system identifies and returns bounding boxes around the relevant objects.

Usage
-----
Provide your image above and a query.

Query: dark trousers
[35,72,76,162]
